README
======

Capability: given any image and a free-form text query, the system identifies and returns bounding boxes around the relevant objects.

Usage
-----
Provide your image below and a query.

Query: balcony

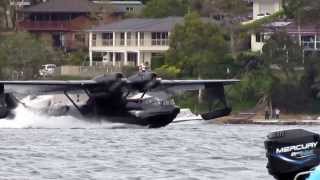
[92,38,170,48]
[151,39,169,46]
[18,20,73,31]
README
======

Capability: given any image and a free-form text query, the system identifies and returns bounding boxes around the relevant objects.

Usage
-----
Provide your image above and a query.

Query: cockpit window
[144,97,175,106]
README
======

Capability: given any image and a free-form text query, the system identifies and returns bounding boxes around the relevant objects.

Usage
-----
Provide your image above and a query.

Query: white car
[39,64,56,77]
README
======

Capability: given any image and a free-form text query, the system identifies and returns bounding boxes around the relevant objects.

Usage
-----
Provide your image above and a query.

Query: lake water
[0,106,319,180]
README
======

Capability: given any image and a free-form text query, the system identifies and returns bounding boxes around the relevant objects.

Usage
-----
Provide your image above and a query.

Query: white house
[88,17,183,67]
[251,0,282,52]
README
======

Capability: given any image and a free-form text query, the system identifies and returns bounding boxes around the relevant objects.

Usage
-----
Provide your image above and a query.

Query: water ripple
[0,121,318,179]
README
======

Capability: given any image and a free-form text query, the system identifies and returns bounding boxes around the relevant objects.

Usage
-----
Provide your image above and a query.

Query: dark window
[92,34,97,40]
[102,32,113,40]
[75,33,85,43]
[256,33,264,42]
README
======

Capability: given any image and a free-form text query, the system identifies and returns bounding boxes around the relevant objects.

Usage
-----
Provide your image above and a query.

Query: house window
[301,35,315,49]
[120,32,125,46]
[126,7,134,12]
[316,36,320,49]
[151,32,169,46]
[127,32,131,46]
[256,33,264,43]
[102,32,113,46]
[92,33,97,46]
[140,32,144,46]
[259,1,275,16]
[135,32,138,46]
[75,33,85,43]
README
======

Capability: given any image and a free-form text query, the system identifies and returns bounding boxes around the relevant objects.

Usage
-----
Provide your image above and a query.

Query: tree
[161,12,230,79]
[262,31,303,82]
[196,0,250,58]
[142,0,189,18]
[0,32,62,79]
[0,0,10,29]
[261,31,307,111]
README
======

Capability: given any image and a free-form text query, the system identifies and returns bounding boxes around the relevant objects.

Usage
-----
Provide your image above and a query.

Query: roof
[21,0,99,13]
[89,17,215,32]
[263,21,320,34]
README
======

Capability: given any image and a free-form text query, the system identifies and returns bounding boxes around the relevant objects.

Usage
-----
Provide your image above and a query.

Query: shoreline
[215,114,320,125]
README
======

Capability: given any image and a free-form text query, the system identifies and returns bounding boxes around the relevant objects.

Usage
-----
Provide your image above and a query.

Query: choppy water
[0,106,319,179]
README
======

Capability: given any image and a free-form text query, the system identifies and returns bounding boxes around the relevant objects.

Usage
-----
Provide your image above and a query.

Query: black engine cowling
[265,129,320,180]
[127,71,159,92]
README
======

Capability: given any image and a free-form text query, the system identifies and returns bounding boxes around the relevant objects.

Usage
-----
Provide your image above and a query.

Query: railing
[92,40,97,47]
[140,39,144,46]
[18,20,72,31]
[151,39,169,46]
[302,41,315,49]
[102,39,113,46]
[92,39,170,47]
[120,39,125,46]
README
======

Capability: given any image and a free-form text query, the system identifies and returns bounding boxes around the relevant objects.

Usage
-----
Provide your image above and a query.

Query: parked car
[256,12,271,19]
[39,64,57,77]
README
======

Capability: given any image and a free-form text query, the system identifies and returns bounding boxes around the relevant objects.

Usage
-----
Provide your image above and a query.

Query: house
[88,17,216,68]
[251,0,282,52]
[87,17,183,67]
[263,22,320,52]
[253,0,282,20]
[17,0,143,50]
[250,0,320,54]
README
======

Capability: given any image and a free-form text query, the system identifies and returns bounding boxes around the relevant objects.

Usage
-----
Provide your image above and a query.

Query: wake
[0,104,127,129]
[0,93,203,128]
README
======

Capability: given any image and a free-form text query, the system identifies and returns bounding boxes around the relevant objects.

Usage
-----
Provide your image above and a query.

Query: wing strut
[64,91,84,115]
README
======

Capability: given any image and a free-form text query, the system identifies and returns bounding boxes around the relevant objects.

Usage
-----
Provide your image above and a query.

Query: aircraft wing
[155,79,240,94]
[160,79,240,86]
[0,80,98,95]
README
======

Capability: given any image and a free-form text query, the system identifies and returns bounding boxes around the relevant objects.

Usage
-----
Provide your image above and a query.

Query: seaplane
[0,71,239,128]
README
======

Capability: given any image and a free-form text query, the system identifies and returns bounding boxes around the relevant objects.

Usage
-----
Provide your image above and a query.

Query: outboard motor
[265,129,320,180]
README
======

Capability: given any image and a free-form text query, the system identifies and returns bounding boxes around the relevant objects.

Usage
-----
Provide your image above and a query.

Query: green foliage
[165,12,230,78]
[151,55,165,69]
[64,50,87,65]
[199,0,250,19]
[231,69,274,102]
[283,0,320,24]
[262,31,303,82]
[154,65,181,79]
[0,32,62,79]
[282,0,305,19]
[142,0,189,18]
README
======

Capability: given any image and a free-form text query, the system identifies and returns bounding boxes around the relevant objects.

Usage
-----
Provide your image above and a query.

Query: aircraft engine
[93,73,124,92]
[127,71,160,92]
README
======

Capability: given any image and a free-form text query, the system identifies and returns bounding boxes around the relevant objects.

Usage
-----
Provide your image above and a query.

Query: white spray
[0,95,126,129]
